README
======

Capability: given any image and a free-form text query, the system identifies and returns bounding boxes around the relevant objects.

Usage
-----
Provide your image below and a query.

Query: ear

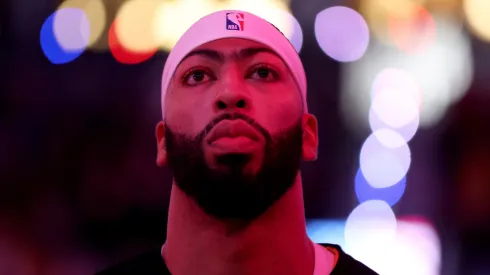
[301,114,318,161]
[155,121,167,167]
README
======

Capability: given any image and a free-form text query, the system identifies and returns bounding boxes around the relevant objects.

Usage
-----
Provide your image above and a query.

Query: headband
[161,10,308,117]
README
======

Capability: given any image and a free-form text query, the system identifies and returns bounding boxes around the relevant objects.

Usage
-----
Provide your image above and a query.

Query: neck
[162,173,315,275]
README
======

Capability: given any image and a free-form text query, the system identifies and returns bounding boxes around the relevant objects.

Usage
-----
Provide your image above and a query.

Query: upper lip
[206,119,262,144]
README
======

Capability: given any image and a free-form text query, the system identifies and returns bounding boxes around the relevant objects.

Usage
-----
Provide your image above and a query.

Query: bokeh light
[56,0,106,49]
[154,0,220,52]
[387,3,436,53]
[344,200,397,265]
[341,18,473,130]
[369,68,421,144]
[375,217,441,275]
[355,168,406,206]
[399,215,442,265]
[306,219,346,246]
[108,20,157,65]
[463,0,490,42]
[394,219,441,274]
[371,128,410,149]
[115,0,163,52]
[369,110,419,146]
[358,0,432,49]
[314,6,370,62]
[309,217,441,275]
[52,8,90,51]
[360,131,411,188]
[40,10,86,64]
[371,88,419,129]
[371,68,422,109]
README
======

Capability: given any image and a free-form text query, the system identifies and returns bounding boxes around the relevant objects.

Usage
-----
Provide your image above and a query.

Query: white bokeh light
[371,88,419,129]
[373,218,442,275]
[371,128,409,148]
[341,17,473,130]
[369,68,421,143]
[371,68,421,107]
[52,8,90,51]
[344,200,397,271]
[309,217,442,275]
[360,131,411,188]
[369,108,420,145]
[391,220,441,275]
[57,0,106,49]
[314,6,370,62]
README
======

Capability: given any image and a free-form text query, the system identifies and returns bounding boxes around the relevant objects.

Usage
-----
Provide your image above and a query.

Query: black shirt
[96,243,378,275]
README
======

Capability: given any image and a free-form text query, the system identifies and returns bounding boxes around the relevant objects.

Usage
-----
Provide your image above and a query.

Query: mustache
[198,112,271,142]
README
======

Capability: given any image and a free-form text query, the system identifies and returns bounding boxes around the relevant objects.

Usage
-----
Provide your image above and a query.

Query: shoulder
[319,243,379,275]
[95,250,169,275]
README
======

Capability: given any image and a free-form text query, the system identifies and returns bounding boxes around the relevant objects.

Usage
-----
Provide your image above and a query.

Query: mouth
[206,119,262,145]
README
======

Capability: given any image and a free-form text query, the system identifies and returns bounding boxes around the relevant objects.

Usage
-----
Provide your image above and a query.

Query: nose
[214,76,251,112]
[215,95,247,110]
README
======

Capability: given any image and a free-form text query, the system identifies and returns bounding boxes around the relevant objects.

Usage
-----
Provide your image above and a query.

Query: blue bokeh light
[355,168,406,206]
[306,219,346,246]
[40,9,86,64]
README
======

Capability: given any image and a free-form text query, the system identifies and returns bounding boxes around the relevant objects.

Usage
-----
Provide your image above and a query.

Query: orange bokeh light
[108,19,157,65]
[387,5,436,54]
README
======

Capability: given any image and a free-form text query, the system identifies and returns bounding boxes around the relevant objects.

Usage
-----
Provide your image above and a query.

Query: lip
[206,119,262,145]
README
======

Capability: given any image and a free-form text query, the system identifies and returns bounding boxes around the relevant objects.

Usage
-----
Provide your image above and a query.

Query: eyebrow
[179,47,282,64]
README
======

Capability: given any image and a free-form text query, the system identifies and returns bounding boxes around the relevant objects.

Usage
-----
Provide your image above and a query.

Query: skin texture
[155,38,321,275]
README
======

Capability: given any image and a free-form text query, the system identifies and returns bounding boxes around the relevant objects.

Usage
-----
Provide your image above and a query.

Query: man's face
[157,38,316,220]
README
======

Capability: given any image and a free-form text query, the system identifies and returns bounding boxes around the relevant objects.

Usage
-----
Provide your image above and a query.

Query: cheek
[253,89,301,132]
[165,93,212,135]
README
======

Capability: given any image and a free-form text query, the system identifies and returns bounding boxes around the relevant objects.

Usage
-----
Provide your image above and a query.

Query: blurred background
[1,0,490,274]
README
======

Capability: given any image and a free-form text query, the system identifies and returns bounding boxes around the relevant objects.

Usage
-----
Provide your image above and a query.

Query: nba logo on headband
[226,13,244,31]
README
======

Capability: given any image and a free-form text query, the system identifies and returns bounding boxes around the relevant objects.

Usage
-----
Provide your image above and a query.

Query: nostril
[217,101,227,109]
[236,99,246,108]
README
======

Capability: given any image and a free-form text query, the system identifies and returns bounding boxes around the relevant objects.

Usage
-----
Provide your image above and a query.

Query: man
[97,10,377,275]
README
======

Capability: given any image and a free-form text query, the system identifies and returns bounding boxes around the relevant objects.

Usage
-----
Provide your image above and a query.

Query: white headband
[160,9,308,117]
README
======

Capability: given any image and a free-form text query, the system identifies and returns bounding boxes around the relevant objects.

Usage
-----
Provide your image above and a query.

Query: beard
[164,112,303,221]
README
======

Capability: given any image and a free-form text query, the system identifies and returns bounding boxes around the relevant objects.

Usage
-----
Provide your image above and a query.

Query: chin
[207,152,264,175]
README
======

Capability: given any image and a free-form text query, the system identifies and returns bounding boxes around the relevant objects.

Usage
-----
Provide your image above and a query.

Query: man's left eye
[248,66,277,81]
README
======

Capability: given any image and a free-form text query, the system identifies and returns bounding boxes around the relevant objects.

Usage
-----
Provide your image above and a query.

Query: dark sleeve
[95,251,170,275]
[332,252,379,275]
[321,243,379,275]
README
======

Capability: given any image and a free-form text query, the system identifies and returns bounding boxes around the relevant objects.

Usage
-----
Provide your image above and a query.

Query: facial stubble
[164,113,303,221]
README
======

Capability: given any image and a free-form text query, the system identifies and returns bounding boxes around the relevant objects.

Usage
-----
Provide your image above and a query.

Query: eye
[182,68,214,86]
[247,64,278,81]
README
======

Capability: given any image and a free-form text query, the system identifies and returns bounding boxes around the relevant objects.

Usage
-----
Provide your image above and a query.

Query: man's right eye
[183,69,213,86]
